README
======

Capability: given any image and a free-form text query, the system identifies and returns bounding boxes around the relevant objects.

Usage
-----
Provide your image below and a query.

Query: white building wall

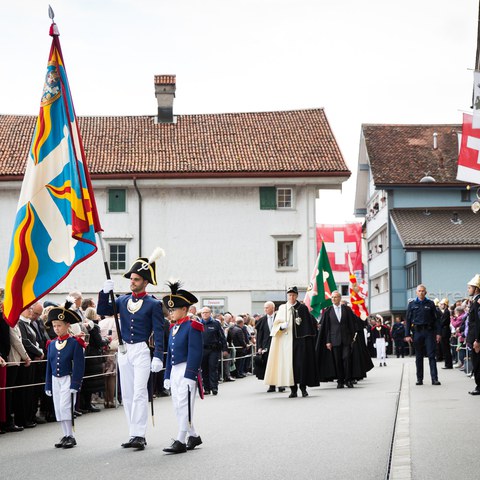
[0,179,323,314]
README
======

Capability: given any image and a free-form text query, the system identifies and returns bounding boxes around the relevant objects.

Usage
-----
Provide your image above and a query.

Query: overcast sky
[0,0,477,222]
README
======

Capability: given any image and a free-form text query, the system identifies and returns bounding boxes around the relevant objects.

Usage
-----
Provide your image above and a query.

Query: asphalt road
[0,357,477,480]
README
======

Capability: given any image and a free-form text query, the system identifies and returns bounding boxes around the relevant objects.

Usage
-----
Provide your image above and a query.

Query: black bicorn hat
[163,281,198,309]
[123,247,165,286]
[45,298,82,326]
[287,286,298,294]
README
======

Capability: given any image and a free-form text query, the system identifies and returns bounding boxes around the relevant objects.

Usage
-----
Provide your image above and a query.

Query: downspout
[133,177,142,257]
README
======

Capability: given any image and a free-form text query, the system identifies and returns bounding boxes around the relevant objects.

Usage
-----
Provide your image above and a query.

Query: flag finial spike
[48,5,55,21]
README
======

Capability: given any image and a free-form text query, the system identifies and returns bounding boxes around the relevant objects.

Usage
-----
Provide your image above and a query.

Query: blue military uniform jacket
[165,317,203,381]
[405,297,440,336]
[45,336,85,391]
[97,291,165,359]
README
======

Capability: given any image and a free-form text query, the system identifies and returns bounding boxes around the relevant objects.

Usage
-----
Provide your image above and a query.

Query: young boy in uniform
[45,300,85,448]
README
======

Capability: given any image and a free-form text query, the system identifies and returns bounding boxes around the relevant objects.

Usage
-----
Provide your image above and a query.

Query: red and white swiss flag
[457,113,480,184]
[316,223,363,272]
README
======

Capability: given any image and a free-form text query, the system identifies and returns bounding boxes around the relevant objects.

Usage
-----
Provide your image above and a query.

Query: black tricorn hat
[287,286,298,294]
[123,247,165,286]
[45,299,82,326]
[163,281,198,309]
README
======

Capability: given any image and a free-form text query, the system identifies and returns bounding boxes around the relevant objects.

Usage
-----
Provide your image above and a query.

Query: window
[108,189,126,212]
[277,188,293,208]
[259,187,277,210]
[109,244,127,271]
[340,284,349,296]
[461,189,471,202]
[277,240,293,268]
[259,187,294,209]
[406,263,418,290]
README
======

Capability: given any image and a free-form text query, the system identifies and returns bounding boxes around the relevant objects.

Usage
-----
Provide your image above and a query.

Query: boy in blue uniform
[163,281,204,454]
[45,301,85,449]
[98,249,165,450]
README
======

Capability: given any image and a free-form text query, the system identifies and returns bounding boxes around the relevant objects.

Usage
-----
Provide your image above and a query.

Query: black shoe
[163,440,187,454]
[55,436,68,448]
[301,389,308,397]
[121,437,135,448]
[23,422,36,428]
[337,383,344,389]
[288,392,298,398]
[442,366,453,369]
[35,416,47,424]
[346,381,354,388]
[278,387,285,392]
[238,374,246,378]
[87,405,100,413]
[77,408,88,414]
[432,380,441,386]
[225,377,235,382]
[468,389,480,395]
[204,390,211,395]
[383,363,387,366]
[416,380,423,385]
[379,363,382,367]
[74,410,83,417]
[130,437,147,450]
[212,390,218,396]
[62,436,77,449]
[267,386,276,393]
[186,435,203,450]
[6,424,24,432]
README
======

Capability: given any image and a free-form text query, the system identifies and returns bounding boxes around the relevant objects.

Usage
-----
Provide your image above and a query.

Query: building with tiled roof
[354,123,480,319]
[0,76,350,313]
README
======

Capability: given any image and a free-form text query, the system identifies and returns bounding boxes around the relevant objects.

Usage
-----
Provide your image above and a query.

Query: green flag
[304,241,337,318]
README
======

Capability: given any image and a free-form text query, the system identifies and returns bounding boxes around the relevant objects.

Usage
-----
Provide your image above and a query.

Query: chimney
[154,75,176,123]
[433,131,438,149]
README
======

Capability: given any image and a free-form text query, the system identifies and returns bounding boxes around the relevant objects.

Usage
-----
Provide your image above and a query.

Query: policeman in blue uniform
[405,284,441,386]
[97,250,165,450]
[162,281,204,454]
[44,301,85,449]
[200,307,227,395]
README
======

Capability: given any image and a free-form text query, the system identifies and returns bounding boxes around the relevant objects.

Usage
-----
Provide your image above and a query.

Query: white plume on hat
[148,247,165,264]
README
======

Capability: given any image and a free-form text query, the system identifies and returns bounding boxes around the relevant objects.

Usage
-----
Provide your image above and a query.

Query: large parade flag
[3,20,102,327]
[347,251,369,320]
[456,113,480,185]
[316,223,363,273]
[304,240,337,318]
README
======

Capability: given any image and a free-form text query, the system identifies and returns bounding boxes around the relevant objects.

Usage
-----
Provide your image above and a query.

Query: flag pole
[97,232,126,354]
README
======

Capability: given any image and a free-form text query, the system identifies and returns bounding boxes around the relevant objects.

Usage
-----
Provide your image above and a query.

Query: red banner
[456,113,480,184]
[316,223,363,272]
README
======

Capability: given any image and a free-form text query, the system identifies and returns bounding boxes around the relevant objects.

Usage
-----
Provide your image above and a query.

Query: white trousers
[375,338,386,360]
[52,376,76,422]
[117,342,150,437]
[171,363,197,438]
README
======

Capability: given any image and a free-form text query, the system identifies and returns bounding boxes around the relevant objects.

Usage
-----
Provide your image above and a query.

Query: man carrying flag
[347,251,369,321]
[3,14,101,328]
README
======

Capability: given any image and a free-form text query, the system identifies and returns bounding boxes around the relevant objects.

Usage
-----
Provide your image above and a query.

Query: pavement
[0,357,478,480]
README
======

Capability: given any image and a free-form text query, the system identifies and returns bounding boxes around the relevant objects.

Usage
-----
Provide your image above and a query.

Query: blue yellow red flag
[3,22,102,327]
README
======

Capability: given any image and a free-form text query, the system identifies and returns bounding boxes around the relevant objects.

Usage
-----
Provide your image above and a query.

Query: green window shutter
[108,189,126,212]
[259,187,277,210]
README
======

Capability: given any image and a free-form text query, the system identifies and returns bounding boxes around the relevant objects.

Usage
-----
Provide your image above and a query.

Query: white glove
[103,279,115,294]
[185,378,197,390]
[70,388,78,394]
[151,357,163,373]
[164,379,171,390]
[279,322,288,330]
[45,390,52,397]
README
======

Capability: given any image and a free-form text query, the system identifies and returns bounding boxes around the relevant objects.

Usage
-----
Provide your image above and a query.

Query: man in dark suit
[255,301,285,393]
[320,291,356,388]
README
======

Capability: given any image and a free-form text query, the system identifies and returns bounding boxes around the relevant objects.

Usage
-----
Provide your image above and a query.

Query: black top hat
[287,286,298,295]
[163,281,198,309]
[45,299,82,326]
[123,247,165,286]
